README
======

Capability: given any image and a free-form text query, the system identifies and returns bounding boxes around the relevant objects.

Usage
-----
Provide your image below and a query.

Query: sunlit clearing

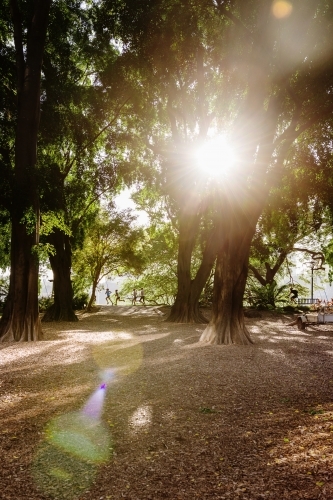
[92,340,143,376]
[82,384,107,420]
[194,136,236,178]
[271,0,293,19]
[129,404,152,432]
[45,411,111,463]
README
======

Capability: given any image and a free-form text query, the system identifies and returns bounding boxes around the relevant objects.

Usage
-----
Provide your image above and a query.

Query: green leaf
[199,407,215,414]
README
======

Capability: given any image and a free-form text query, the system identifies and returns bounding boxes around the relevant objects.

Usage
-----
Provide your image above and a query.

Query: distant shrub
[297,305,310,312]
[283,305,296,313]
[39,296,54,312]
[72,292,89,310]
[244,281,289,309]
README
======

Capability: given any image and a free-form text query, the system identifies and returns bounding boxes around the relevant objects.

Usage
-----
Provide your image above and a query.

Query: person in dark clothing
[290,287,298,303]
[138,288,145,305]
[114,289,124,305]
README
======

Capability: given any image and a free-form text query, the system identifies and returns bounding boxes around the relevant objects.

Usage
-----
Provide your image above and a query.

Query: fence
[297,298,318,305]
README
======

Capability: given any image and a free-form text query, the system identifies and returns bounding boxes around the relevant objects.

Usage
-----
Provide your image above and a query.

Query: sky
[114,187,149,227]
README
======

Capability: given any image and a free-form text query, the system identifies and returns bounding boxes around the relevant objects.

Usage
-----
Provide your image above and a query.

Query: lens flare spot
[271,1,293,19]
[93,341,143,376]
[49,467,73,480]
[45,412,111,463]
[32,442,98,499]
[82,386,107,420]
[100,368,115,383]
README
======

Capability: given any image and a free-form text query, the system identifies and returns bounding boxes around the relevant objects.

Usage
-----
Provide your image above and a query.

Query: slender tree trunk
[200,212,256,345]
[0,0,52,342]
[87,280,98,311]
[42,230,78,322]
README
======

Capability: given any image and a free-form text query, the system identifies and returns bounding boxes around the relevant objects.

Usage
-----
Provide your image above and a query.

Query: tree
[72,209,144,311]
[120,220,179,305]
[121,0,333,342]
[0,0,52,341]
[198,0,333,344]
[37,0,153,322]
[106,0,232,323]
[248,191,327,292]
[110,0,333,339]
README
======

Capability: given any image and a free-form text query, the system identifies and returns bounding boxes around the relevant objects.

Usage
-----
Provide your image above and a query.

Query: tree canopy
[1,0,333,343]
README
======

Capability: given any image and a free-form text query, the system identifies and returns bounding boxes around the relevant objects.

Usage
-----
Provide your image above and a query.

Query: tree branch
[248,264,267,286]
[10,0,25,93]
[292,248,325,269]
[63,96,131,179]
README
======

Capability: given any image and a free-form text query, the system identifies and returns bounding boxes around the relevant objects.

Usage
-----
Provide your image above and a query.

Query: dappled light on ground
[58,330,133,342]
[261,348,286,359]
[1,308,333,499]
[129,404,153,433]
[92,340,143,376]
[91,304,166,317]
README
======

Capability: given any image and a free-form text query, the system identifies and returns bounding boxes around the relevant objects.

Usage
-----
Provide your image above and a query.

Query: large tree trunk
[200,213,256,345]
[0,0,52,342]
[0,215,42,342]
[42,230,78,322]
[167,224,218,323]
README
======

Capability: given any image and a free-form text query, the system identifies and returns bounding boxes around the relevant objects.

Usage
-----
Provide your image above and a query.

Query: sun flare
[194,136,236,178]
[271,1,293,19]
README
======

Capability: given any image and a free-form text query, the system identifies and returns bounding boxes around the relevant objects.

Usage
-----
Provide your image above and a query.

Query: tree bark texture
[42,230,78,322]
[167,218,217,324]
[200,212,256,345]
[87,281,98,311]
[0,217,42,341]
[0,0,52,342]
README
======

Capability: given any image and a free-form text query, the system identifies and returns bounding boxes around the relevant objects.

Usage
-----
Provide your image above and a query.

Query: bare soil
[1,306,333,500]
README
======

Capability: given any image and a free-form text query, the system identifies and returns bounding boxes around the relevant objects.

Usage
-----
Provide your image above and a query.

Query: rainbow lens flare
[45,411,111,463]
[32,383,112,499]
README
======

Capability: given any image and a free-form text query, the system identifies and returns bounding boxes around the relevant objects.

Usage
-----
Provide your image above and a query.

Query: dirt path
[1,306,333,499]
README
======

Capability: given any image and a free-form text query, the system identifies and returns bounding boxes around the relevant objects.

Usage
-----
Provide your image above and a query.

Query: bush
[244,281,289,309]
[72,292,89,310]
[283,305,296,313]
[39,296,54,312]
[297,305,310,312]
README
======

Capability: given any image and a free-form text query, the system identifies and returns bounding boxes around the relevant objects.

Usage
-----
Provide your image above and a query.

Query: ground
[0,306,333,500]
